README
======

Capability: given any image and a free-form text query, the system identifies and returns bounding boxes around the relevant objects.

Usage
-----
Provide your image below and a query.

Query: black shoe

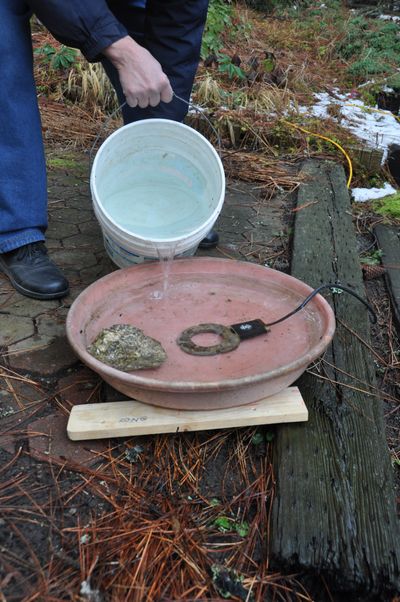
[199,230,219,249]
[0,242,69,300]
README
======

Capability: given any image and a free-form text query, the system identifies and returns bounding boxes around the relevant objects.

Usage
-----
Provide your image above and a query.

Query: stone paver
[7,334,54,356]
[1,297,59,318]
[0,314,35,346]
[57,367,102,406]
[8,336,77,375]
[46,221,79,239]
[28,413,109,465]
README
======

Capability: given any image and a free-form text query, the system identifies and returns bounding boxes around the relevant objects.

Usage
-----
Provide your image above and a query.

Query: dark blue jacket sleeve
[27,0,128,61]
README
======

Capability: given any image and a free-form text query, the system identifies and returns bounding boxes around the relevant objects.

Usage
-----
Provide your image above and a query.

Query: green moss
[47,156,81,170]
[373,193,400,218]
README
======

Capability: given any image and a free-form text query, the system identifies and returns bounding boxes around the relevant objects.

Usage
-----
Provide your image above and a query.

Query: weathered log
[271,160,400,598]
[374,224,400,331]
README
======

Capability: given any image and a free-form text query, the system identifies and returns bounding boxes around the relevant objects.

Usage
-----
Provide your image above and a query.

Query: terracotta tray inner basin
[66,258,335,409]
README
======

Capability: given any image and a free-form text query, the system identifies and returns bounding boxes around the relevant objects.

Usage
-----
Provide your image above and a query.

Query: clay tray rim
[66,258,336,392]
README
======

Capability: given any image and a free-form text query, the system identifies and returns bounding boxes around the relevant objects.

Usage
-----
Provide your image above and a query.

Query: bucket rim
[90,118,225,245]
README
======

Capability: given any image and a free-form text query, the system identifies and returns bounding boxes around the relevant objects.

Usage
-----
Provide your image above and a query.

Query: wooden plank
[67,387,307,441]
[271,160,400,598]
[374,224,400,329]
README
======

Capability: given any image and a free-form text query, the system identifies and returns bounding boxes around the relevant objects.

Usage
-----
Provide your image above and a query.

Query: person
[0,0,218,301]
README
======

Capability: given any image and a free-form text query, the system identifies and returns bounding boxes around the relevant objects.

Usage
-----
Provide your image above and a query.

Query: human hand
[103,36,173,108]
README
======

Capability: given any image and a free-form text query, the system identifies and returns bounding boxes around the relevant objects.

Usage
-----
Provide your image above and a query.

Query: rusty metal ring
[177,323,241,356]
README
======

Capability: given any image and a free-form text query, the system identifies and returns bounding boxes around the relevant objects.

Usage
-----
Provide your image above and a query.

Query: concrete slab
[46,221,79,239]
[7,334,54,356]
[50,249,98,270]
[0,378,45,414]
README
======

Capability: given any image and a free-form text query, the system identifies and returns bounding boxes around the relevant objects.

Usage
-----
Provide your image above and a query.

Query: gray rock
[88,324,167,371]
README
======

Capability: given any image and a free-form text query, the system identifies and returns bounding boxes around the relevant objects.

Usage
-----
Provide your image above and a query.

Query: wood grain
[271,160,400,598]
[67,386,307,440]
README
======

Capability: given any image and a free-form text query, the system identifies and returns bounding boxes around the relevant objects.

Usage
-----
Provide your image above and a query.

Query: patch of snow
[351,182,397,202]
[80,580,103,602]
[379,14,400,21]
[298,91,400,163]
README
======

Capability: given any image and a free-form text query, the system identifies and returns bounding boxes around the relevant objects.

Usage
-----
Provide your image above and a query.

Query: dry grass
[39,98,120,148]
[221,151,302,197]
[65,63,118,115]
[32,29,121,148]
[194,76,296,114]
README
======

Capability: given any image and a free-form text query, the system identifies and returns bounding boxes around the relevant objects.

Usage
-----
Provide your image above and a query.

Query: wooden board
[272,159,400,598]
[67,387,307,441]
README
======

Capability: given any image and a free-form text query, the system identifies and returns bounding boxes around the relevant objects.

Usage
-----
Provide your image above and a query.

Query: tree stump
[271,160,400,598]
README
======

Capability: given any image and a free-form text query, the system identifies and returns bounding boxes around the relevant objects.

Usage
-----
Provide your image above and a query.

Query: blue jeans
[0,0,47,252]
[0,0,208,253]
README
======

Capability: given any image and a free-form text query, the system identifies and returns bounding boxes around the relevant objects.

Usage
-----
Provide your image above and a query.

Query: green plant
[34,43,57,62]
[234,14,253,43]
[211,565,250,600]
[359,86,380,107]
[387,73,400,91]
[347,57,388,79]
[201,0,252,60]
[251,430,274,445]
[336,17,400,82]
[47,157,80,170]
[217,53,246,80]
[214,516,249,537]
[360,249,383,266]
[201,0,233,58]
[35,43,78,70]
[251,432,264,446]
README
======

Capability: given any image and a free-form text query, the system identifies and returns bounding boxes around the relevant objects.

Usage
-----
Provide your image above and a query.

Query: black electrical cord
[263,283,377,328]
[179,283,377,355]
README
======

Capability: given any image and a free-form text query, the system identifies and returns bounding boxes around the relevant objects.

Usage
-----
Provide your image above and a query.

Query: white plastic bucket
[90,119,225,267]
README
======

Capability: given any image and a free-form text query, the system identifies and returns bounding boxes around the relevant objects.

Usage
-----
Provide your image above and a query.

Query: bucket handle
[90,101,128,166]
[89,92,222,165]
[173,92,222,156]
